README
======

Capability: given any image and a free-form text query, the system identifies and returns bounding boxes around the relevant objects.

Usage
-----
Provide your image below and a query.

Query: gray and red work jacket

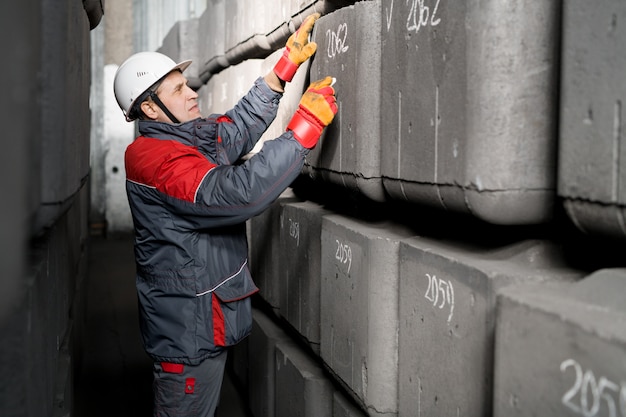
[124,77,307,365]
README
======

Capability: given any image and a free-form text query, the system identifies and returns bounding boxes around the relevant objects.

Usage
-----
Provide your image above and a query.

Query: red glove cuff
[287,107,324,149]
[273,49,298,82]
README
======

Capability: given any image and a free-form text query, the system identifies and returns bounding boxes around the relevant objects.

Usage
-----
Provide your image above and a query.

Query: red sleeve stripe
[125,137,216,203]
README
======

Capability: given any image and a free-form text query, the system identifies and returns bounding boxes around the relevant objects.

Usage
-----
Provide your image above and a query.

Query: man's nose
[186,85,198,98]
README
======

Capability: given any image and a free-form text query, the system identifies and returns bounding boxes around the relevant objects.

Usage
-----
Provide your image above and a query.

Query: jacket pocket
[210,292,253,347]
[196,266,259,349]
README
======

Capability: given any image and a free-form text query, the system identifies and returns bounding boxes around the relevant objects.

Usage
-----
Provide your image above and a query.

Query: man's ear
[140,100,159,120]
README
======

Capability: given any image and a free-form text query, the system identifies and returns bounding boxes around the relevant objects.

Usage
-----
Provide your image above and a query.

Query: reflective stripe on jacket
[125,77,307,365]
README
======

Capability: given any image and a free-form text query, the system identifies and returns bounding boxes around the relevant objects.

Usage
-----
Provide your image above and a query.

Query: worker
[113,13,336,416]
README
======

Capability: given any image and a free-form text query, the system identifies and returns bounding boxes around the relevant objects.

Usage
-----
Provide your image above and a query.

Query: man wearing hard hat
[113,14,336,417]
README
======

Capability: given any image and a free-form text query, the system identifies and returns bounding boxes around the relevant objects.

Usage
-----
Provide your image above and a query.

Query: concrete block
[39,0,91,229]
[275,341,333,417]
[494,268,626,417]
[398,238,581,417]
[380,0,560,224]
[307,0,385,202]
[559,0,626,240]
[247,309,292,417]
[198,59,264,116]
[224,0,318,53]
[197,68,226,115]
[248,192,299,311]
[334,391,367,417]
[0,198,87,417]
[53,341,73,417]
[133,1,206,53]
[224,0,269,51]
[321,215,415,416]
[198,0,227,65]
[278,201,332,353]
[0,0,39,320]
[157,18,200,81]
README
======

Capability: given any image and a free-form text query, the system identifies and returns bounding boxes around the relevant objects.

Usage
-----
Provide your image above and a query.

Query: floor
[75,234,251,417]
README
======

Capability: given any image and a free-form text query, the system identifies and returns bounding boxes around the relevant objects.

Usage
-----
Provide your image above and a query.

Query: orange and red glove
[287,76,338,148]
[274,13,320,82]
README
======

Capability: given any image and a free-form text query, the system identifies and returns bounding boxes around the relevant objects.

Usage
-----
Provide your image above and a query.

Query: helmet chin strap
[148,90,180,124]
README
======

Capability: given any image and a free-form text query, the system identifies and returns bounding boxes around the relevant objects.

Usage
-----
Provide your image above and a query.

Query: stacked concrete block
[0,0,93,415]
[248,308,364,417]
[247,309,292,417]
[398,238,582,417]
[157,17,200,82]
[248,192,299,312]
[0,0,40,319]
[275,341,333,417]
[279,201,332,353]
[197,2,333,85]
[559,0,626,240]
[380,0,560,224]
[321,215,415,416]
[225,0,270,51]
[334,392,368,417]
[0,185,89,417]
[133,1,206,53]
[198,0,227,68]
[494,269,626,417]
[39,0,92,231]
[307,1,386,202]
[198,65,227,115]
[224,0,318,53]
[198,59,264,116]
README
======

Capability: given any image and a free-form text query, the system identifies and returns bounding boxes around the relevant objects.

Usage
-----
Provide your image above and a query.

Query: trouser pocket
[152,354,227,417]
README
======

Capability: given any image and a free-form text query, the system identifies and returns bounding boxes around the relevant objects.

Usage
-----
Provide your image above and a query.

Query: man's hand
[287,76,338,148]
[274,13,320,82]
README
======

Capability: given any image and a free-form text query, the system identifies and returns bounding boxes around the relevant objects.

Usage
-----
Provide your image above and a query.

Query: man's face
[153,70,201,123]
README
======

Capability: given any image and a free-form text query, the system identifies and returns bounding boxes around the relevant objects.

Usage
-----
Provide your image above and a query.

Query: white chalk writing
[407,0,442,33]
[335,239,352,274]
[560,358,626,417]
[288,218,300,246]
[424,273,454,323]
[326,23,349,58]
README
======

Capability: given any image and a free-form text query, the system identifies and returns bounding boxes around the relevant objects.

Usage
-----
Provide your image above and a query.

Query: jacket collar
[137,117,202,146]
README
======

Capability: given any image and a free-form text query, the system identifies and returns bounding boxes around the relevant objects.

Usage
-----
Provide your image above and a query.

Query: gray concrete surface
[559,0,626,239]
[76,234,251,417]
[279,201,331,353]
[397,238,582,417]
[307,1,386,202]
[247,309,291,417]
[320,214,415,416]
[494,269,626,417]
[380,0,559,225]
[249,194,299,313]
[275,341,333,417]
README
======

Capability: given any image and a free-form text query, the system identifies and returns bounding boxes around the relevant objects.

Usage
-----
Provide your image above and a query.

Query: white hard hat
[113,51,192,121]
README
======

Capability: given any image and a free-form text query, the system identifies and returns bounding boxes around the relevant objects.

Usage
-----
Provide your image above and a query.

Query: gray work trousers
[152,350,228,417]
